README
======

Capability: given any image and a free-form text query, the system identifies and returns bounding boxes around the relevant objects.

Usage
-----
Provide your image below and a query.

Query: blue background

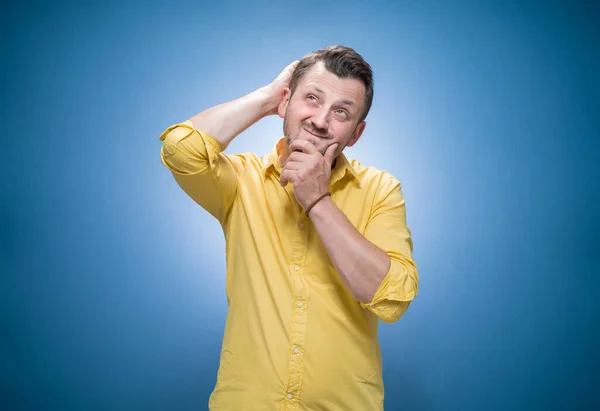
[2,1,599,410]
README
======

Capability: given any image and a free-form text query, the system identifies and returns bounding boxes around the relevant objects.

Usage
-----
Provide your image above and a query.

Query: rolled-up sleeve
[359,175,419,323]
[159,120,239,224]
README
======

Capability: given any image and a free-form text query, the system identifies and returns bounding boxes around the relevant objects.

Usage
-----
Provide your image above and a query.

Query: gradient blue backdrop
[2,1,599,410]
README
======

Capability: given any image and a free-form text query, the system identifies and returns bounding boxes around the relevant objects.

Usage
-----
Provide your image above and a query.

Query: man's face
[278,62,367,158]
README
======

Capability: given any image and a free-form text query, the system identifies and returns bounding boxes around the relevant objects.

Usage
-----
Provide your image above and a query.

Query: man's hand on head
[263,60,299,116]
[280,140,339,210]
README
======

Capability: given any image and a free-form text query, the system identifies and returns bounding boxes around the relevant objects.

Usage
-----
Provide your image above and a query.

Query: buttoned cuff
[159,120,224,175]
[360,257,419,323]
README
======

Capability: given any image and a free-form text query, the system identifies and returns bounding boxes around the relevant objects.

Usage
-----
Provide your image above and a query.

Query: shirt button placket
[285,216,309,407]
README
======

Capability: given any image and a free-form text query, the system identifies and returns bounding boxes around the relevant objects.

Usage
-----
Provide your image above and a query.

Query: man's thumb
[325,143,339,164]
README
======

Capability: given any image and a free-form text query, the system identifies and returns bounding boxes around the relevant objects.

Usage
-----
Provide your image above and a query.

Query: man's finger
[324,143,339,165]
[283,160,302,170]
[280,170,295,187]
[289,139,318,155]
[286,152,308,163]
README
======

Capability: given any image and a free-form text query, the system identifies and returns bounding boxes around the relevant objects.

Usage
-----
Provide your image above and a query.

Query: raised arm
[188,60,298,150]
[159,61,298,223]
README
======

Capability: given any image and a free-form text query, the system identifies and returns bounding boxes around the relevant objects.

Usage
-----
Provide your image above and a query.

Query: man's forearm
[308,196,390,303]
[188,86,275,150]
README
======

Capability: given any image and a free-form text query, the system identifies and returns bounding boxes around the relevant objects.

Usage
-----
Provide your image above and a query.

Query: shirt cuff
[159,120,224,175]
[360,257,419,323]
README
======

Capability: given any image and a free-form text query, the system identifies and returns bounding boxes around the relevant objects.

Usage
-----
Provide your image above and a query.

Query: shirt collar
[261,137,360,188]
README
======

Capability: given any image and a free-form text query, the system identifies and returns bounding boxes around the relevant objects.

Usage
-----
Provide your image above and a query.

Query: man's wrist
[306,192,333,217]
[257,85,281,117]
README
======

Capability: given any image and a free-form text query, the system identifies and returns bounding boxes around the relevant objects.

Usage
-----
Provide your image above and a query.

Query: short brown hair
[289,45,374,121]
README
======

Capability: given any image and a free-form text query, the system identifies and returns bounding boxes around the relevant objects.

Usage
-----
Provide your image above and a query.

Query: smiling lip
[303,128,328,139]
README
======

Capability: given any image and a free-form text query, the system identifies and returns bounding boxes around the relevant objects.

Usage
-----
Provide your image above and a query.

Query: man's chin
[286,134,330,155]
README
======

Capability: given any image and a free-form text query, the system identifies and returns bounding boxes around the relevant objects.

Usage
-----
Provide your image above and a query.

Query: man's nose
[311,107,330,131]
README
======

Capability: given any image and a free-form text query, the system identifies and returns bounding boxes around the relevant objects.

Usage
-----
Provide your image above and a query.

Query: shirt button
[298,222,304,229]
[287,393,293,399]
[293,265,299,271]
[297,301,303,308]
[293,346,300,354]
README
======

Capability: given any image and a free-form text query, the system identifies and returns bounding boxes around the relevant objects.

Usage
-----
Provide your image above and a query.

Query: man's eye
[307,95,317,102]
[336,109,348,117]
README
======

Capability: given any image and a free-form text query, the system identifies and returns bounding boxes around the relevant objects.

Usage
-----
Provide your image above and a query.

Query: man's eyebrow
[308,87,356,107]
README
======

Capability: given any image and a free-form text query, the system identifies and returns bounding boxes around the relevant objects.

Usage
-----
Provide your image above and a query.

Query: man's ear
[347,121,366,147]
[277,88,291,119]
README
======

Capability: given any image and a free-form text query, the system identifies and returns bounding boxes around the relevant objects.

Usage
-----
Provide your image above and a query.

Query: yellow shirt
[159,121,419,411]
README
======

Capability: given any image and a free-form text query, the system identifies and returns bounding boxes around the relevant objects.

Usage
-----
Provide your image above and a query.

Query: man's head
[278,45,373,158]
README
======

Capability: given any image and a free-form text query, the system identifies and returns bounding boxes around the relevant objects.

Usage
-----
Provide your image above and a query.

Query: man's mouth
[303,128,328,139]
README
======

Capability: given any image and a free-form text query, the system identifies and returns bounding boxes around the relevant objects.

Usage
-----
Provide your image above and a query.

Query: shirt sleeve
[159,120,239,225]
[359,174,420,323]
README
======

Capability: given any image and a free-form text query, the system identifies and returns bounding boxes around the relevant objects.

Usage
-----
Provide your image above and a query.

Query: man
[159,45,419,410]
